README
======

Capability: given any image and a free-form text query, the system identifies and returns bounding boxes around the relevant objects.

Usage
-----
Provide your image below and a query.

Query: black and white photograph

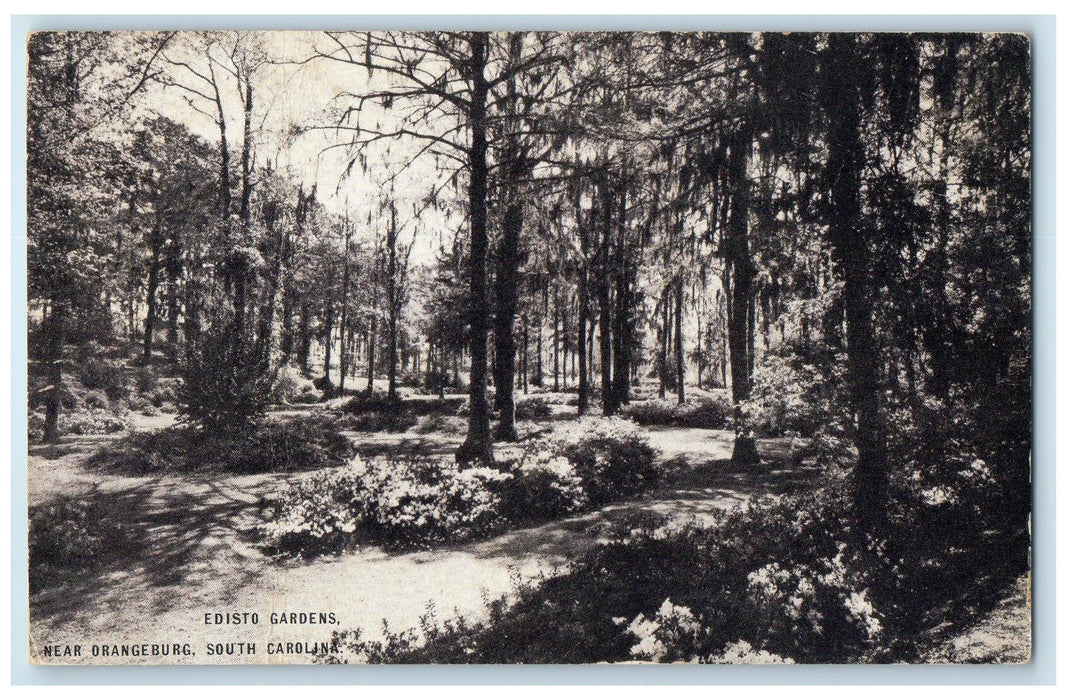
[25,29,1032,665]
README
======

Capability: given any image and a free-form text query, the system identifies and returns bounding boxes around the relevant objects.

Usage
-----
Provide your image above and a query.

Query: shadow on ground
[30,471,281,624]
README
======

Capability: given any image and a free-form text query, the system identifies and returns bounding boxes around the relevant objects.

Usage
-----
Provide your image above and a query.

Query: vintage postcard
[25,29,1032,665]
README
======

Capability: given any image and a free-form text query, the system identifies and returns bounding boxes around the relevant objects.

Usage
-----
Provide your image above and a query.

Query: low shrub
[262,456,511,556]
[547,417,660,506]
[87,415,353,475]
[63,408,130,436]
[233,416,354,474]
[313,375,336,398]
[28,406,130,442]
[514,396,552,420]
[75,345,128,402]
[29,497,132,593]
[499,449,587,522]
[261,468,364,556]
[317,455,1026,665]
[622,394,731,429]
[414,414,467,435]
[338,394,464,433]
[315,487,880,663]
[271,365,322,404]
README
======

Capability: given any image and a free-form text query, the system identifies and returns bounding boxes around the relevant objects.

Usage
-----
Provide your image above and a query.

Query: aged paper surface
[27,30,1032,665]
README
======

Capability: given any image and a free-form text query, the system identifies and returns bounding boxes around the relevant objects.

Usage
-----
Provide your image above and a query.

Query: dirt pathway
[28,418,812,665]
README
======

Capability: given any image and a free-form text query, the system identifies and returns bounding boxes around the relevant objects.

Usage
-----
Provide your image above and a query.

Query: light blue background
[9,13,1056,685]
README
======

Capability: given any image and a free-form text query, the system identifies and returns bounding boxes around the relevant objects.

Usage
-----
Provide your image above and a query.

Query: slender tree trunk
[535,318,543,386]
[611,186,632,406]
[552,293,560,392]
[339,221,351,395]
[143,216,162,364]
[165,237,181,363]
[367,315,376,393]
[597,177,616,415]
[658,290,669,399]
[298,302,311,372]
[41,304,65,443]
[675,275,685,404]
[696,309,703,390]
[239,79,253,230]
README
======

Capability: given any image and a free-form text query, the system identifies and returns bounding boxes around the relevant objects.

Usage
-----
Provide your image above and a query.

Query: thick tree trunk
[725,130,759,466]
[455,32,494,464]
[577,276,589,415]
[492,196,522,441]
[824,34,888,531]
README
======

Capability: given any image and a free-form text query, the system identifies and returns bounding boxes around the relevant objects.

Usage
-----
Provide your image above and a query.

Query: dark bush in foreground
[498,450,587,523]
[88,415,353,475]
[29,497,135,593]
[177,320,272,434]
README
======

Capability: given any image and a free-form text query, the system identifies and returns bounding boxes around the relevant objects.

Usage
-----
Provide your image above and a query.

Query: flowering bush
[263,456,512,556]
[745,545,883,658]
[270,365,322,404]
[548,417,659,505]
[353,456,510,548]
[741,352,847,438]
[261,468,363,556]
[623,598,704,663]
[500,448,587,522]
[29,406,131,442]
[707,640,795,664]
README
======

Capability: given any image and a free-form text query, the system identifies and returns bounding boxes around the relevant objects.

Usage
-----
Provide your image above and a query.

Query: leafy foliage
[548,417,660,506]
[87,415,353,475]
[177,321,272,435]
[622,394,732,430]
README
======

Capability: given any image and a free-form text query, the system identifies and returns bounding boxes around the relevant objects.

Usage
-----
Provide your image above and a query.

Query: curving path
[27,413,815,665]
